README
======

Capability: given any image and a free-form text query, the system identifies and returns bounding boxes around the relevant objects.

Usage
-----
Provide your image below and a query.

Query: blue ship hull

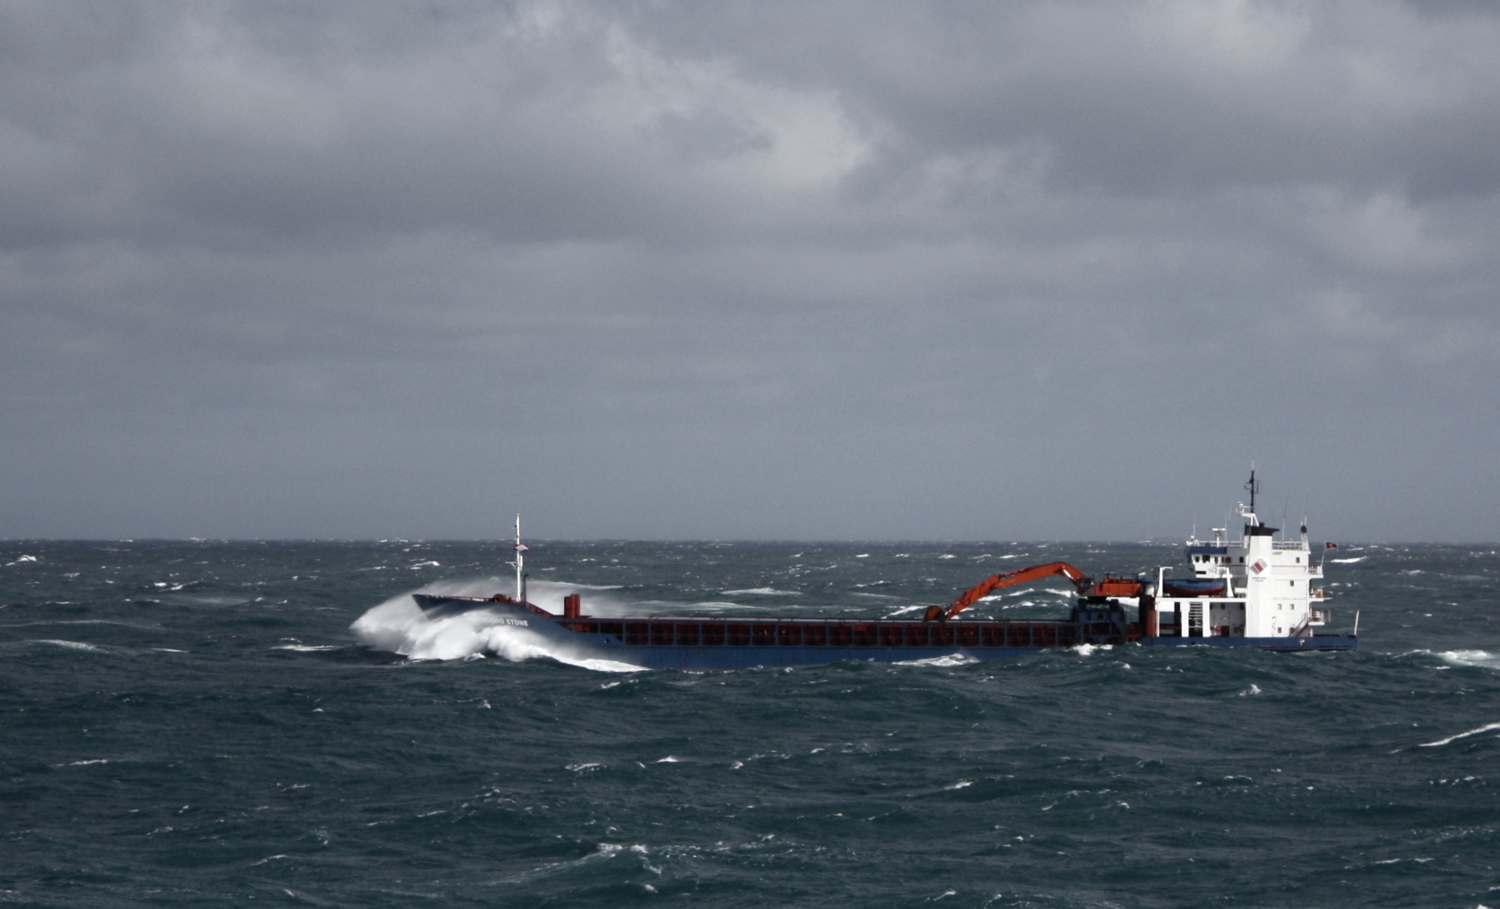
[412,594,1357,671]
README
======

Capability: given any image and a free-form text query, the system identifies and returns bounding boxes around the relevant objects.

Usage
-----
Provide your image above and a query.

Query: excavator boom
[925,561,1093,622]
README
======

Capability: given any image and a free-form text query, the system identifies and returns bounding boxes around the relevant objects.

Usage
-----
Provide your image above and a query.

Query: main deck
[412,593,1356,670]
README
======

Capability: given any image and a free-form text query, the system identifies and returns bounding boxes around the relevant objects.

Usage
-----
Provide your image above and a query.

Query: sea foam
[349,579,642,671]
[1436,649,1500,672]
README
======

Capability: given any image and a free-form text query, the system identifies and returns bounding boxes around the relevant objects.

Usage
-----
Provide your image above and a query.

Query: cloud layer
[3,0,1498,540]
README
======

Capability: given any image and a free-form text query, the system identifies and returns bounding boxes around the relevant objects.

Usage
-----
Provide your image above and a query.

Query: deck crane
[925,562,1146,623]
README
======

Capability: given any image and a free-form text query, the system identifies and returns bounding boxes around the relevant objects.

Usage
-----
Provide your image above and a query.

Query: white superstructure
[1152,471,1329,640]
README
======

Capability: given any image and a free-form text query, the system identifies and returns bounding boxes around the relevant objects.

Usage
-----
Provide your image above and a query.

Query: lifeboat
[1161,578,1227,598]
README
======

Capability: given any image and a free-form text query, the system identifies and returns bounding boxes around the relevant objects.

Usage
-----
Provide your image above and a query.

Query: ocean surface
[3,539,1498,908]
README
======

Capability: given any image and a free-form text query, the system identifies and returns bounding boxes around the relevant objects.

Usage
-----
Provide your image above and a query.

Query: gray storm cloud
[2,0,1497,541]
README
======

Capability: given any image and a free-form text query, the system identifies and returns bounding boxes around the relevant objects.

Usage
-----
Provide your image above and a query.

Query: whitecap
[495,842,627,885]
[36,639,102,651]
[564,657,649,673]
[1418,721,1500,748]
[250,855,291,867]
[1070,644,1114,656]
[687,601,759,612]
[943,780,973,791]
[2,619,146,629]
[721,588,799,596]
[885,604,928,616]
[1436,650,1500,672]
[894,653,979,668]
[1330,557,1365,563]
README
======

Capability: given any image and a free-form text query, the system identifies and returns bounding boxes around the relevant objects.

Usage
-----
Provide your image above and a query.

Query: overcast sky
[2,0,1498,541]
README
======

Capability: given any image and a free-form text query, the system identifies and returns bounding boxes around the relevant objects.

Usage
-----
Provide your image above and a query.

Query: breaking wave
[721,588,799,596]
[349,578,642,671]
[1418,721,1500,748]
[894,652,979,668]
[1435,649,1500,672]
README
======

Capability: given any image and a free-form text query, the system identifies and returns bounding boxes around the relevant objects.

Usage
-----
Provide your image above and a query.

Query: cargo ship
[413,473,1357,669]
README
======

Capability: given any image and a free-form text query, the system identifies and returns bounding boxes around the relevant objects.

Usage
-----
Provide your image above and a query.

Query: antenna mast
[513,514,528,603]
[1245,465,1259,514]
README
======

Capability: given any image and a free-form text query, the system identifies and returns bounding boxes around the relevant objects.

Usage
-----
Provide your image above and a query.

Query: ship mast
[513,513,528,603]
[1242,464,1261,531]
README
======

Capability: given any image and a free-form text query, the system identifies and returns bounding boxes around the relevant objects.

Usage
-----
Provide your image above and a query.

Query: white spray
[349,578,643,671]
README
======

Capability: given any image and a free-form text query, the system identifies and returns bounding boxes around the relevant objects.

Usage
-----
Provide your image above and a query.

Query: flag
[1325,541,1338,549]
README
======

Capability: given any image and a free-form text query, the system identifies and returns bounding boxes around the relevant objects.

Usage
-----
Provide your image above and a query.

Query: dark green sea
[2,540,1498,908]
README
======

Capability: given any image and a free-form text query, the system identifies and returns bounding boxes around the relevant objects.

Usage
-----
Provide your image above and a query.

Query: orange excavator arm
[924,561,1093,623]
